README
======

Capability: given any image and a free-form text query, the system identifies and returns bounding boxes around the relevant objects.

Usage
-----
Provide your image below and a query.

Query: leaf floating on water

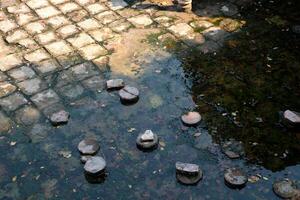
[159,141,166,147]
[194,132,202,137]
[58,150,72,159]
[12,176,17,182]
[248,175,260,183]
[127,128,136,133]
[10,141,16,146]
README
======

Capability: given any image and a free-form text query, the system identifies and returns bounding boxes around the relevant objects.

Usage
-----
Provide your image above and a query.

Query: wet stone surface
[106,79,125,90]
[50,110,70,126]
[224,168,248,188]
[84,156,106,176]
[176,162,203,185]
[136,130,159,150]
[181,112,202,126]
[119,86,139,103]
[273,179,297,199]
[78,139,100,155]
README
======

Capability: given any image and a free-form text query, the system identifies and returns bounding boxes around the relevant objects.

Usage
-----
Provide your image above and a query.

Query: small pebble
[181,112,201,126]
[283,110,300,127]
[84,156,106,176]
[224,168,247,188]
[78,138,100,155]
[50,110,70,126]
[106,79,124,90]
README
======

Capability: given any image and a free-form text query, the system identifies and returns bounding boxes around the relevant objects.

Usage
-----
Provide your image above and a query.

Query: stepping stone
[78,138,100,155]
[119,86,139,103]
[176,162,203,185]
[181,112,201,126]
[273,179,297,199]
[283,110,300,127]
[106,79,124,90]
[50,110,70,126]
[222,139,244,159]
[84,156,106,176]
[136,130,158,150]
[224,168,247,188]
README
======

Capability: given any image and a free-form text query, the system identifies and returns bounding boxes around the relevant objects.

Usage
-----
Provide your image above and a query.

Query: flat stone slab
[168,23,194,37]
[50,110,70,126]
[181,111,202,126]
[176,162,203,185]
[273,179,297,199]
[136,130,159,150]
[0,82,16,98]
[224,168,247,188]
[78,138,100,155]
[128,15,153,27]
[119,86,139,103]
[84,156,106,176]
[283,110,300,126]
[106,79,125,90]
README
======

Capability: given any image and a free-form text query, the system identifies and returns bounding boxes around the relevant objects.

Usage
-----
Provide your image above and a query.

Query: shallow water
[0,0,300,199]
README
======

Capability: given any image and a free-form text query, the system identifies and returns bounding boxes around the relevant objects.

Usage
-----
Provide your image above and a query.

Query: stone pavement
[0,0,245,133]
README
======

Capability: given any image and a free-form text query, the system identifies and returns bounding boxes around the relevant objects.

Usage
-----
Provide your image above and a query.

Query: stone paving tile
[8,65,36,82]
[45,40,73,56]
[31,89,60,109]
[17,38,39,50]
[0,111,12,133]
[0,82,17,98]
[24,49,51,63]
[67,32,95,49]
[86,3,107,15]
[0,72,8,82]
[78,44,108,60]
[49,0,70,5]
[58,83,84,100]
[58,2,81,14]
[69,62,99,80]
[168,23,194,37]
[89,28,115,42]
[75,0,97,6]
[5,30,29,44]
[47,15,70,29]
[15,105,41,126]
[77,18,102,31]
[92,56,109,72]
[0,54,23,71]
[109,19,132,33]
[16,13,38,26]
[57,24,79,38]
[17,77,48,95]
[35,59,61,75]
[56,53,83,69]
[45,70,74,88]
[25,21,48,35]
[81,75,105,91]
[67,9,89,23]
[36,31,58,45]
[128,14,153,28]
[0,92,28,112]
[26,0,50,9]
[35,6,61,19]
[0,19,18,33]
[95,11,120,25]
[7,3,31,14]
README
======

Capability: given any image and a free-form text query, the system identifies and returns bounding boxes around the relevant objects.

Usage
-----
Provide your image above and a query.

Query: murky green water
[1,0,300,199]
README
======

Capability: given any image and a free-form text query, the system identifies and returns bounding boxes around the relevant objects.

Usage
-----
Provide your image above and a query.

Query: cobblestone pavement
[0,0,246,132]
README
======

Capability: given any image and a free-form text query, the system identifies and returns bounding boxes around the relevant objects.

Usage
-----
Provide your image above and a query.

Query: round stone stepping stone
[283,110,300,127]
[106,79,124,90]
[136,130,158,150]
[50,110,70,126]
[119,86,139,103]
[84,156,106,176]
[224,168,247,188]
[273,179,297,199]
[78,139,100,155]
[181,112,201,126]
[176,162,203,185]
[222,140,244,159]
